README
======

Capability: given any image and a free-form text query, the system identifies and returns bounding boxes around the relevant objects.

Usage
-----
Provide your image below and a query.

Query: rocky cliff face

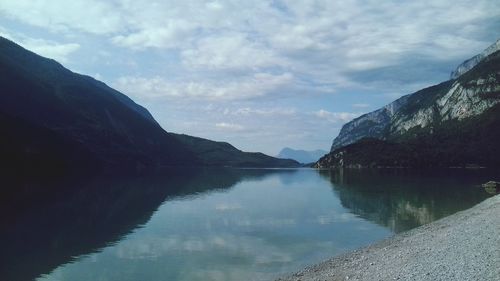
[450,39,500,79]
[329,39,500,152]
[320,39,500,168]
[330,95,409,151]
[391,52,500,136]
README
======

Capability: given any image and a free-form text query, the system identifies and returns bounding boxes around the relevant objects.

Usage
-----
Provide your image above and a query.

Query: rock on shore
[276,194,500,281]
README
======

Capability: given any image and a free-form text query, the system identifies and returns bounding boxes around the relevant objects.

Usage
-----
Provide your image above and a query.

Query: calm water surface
[1,168,495,281]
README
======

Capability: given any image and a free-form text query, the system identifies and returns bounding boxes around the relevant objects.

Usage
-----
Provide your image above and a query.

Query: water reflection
[0,168,494,281]
[0,168,294,281]
[322,169,494,232]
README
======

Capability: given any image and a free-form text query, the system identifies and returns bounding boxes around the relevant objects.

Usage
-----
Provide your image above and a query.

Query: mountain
[277,147,327,164]
[330,95,410,151]
[330,40,500,152]
[450,39,500,79]
[0,110,101,176]
[174,134,299,167]
[0,36,199,174]
[318,40,500,169]
[0,36,298,173]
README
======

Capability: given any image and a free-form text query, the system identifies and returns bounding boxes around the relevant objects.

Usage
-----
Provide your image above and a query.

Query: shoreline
[276,194,500,281]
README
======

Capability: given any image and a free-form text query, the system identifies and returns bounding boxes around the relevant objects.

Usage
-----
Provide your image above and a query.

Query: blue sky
[1,0,499,155]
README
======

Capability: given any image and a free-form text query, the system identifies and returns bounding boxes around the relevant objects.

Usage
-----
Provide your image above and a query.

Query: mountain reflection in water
[0,168,287,281]
[322,169,493,232]
[0,168,494,281]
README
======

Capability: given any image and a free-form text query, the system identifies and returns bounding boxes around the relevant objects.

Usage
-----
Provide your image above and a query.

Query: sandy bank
[277,194,500,281]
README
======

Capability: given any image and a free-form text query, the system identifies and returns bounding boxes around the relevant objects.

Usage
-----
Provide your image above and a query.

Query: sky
[1,1,499,155]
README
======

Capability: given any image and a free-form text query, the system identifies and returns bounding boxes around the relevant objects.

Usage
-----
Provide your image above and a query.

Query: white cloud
[215,122,244,131]
[22,39,80,63]
[0,0,122,34]
[145,100,343,154]
[228,107,297,117]
[1,0,499,154]
[314,109,359,123]
[112,20,197,49]
[0,28,80,62]
[3,0,499,90]
[182,33,287,70]
[114,72,295,101]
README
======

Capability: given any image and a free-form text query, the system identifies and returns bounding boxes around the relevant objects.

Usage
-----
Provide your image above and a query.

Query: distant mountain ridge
[0,36,298,174]
[318,39,500,168]
[174,134,299,167]
[277,147,327,163]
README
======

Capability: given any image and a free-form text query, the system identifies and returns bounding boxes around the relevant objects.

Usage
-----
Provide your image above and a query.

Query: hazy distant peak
[277,147,327,164]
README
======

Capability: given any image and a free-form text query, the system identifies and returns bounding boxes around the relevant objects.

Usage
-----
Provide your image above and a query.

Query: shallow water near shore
[1,168,496,281]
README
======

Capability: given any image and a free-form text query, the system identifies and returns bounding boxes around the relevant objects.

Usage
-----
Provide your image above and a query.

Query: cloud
[151,102,359,154]
[181,33,288,70]
[22,39,80,63]
[215,122,244,131]
[112,19,197,49]
[114,72,295,101]
[314,109,359,123]
[0,28,80,62]
[1,0,499,155]
[225,107,297,117]
[352,103,370,108]
[0,0,122,34]
[3,0,499,92]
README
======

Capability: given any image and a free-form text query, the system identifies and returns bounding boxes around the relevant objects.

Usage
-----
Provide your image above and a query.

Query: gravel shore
[277,194,500,281]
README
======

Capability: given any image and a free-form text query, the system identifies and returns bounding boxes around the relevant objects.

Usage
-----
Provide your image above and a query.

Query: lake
[1,168,495,281]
